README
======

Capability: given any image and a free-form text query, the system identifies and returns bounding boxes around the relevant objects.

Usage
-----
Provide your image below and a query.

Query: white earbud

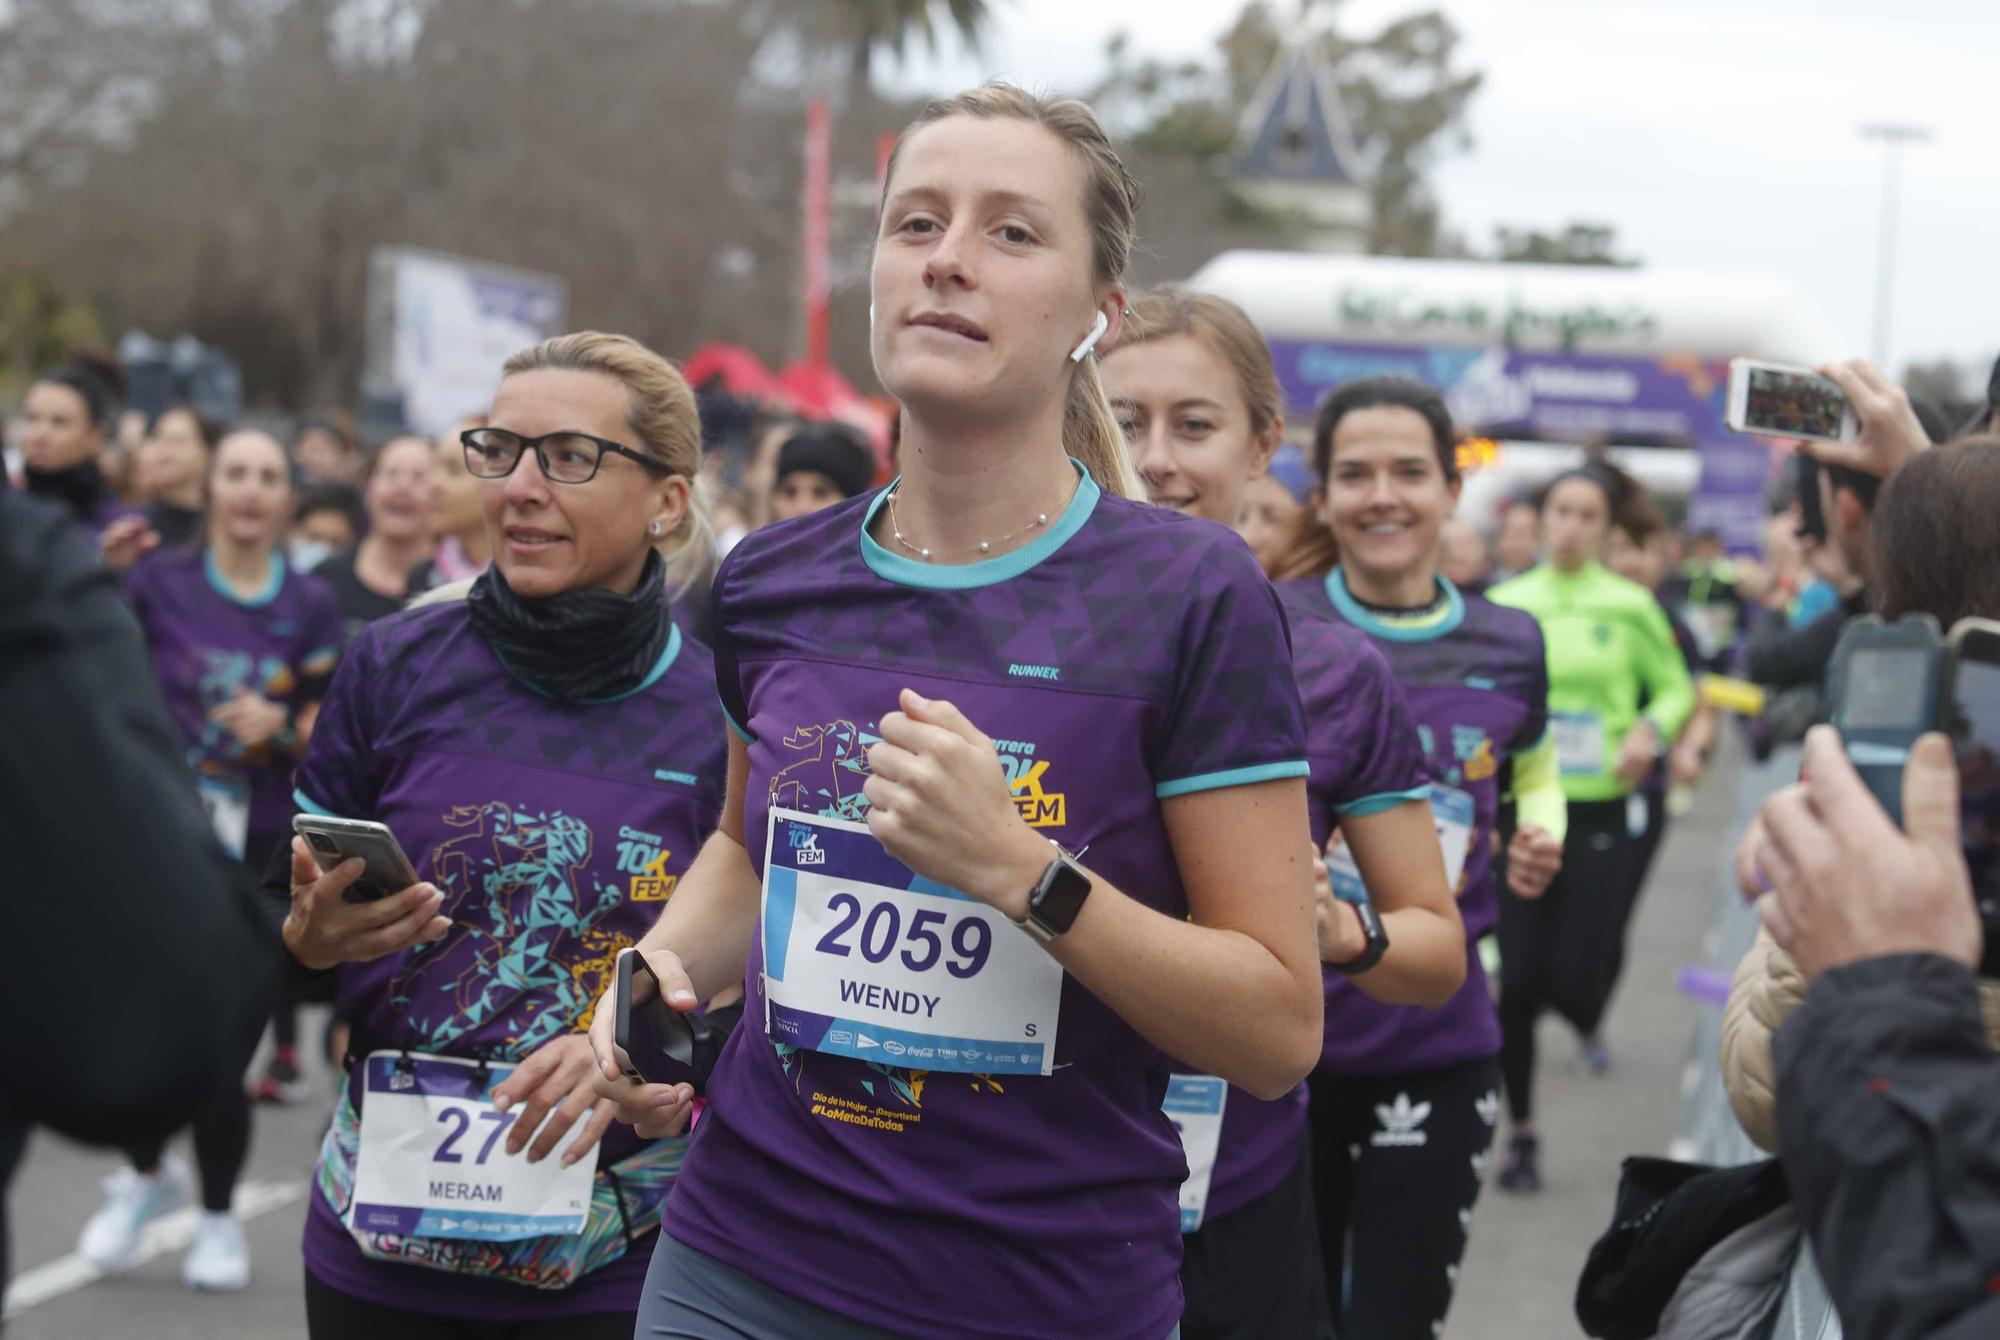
[1069,310,1109,363]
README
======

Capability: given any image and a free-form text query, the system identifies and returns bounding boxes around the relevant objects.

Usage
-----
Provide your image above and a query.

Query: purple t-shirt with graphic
[665,469,1309,1340]
[124,549,343,834]
[292,600,726,1320]
[1285,571,1549,1076]
[1179,614,1432,1221]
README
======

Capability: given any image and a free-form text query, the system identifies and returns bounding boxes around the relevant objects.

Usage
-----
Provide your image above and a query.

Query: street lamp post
[1857,122,1931,370]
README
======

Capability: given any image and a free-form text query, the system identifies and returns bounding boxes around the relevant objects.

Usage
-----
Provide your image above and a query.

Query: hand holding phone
[612,948,703,1089]
[282,821,447,971]
[1808,359,1933,479]
[293,814,421,902]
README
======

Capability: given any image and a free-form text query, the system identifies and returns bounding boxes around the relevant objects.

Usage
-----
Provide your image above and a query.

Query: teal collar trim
[860,460,1099,590]
[1326,567,1465,643]
[204,548,285,607]
[496,621,682,706]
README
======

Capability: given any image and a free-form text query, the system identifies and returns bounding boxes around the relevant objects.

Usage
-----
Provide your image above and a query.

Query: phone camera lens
[308,833,338,853]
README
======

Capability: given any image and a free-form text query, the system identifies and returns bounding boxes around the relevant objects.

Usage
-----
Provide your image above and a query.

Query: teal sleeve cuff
[1332,784,1433,817]
[1156,759,1311,799]
[292,788,339,818]
[721,699,756,746]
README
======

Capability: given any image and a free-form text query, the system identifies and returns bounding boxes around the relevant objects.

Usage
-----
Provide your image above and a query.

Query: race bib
[761,809,1062,1076]
[196,775,250,860]
[1326,784,1476,902]
[1164,1074,1227,1233]
[1552,712,1607,777]
[348,1053,598,1242]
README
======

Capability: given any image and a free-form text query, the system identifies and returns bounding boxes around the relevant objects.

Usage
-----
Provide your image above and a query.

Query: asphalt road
[2,757,1739,1339]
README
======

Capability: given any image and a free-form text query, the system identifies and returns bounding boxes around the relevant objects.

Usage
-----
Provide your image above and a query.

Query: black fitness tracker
[1331,897,1389,976]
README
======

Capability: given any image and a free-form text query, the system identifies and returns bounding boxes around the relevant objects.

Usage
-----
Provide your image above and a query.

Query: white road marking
[2,1179,305,1318]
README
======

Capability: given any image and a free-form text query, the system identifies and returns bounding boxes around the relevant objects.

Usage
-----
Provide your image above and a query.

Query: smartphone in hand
[292,814,420,903]
[612,948,702,1089]
[1727,358,1858,444]
[1827,615,1946,827]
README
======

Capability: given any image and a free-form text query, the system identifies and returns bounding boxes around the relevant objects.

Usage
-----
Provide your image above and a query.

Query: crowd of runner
[5,79,1998,1340]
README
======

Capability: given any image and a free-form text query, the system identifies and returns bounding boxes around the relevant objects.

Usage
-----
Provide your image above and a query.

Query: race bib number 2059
[760,809,1062,1076]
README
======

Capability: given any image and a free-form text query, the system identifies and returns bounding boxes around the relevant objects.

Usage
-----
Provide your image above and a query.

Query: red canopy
[681,343,787,403]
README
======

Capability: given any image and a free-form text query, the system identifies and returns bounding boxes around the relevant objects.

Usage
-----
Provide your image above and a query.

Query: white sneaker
[182,1211,251,1292]
[77,1156,191,1272]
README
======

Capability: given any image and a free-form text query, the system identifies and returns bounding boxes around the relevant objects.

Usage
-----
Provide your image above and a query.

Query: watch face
[1033,857,1093,935]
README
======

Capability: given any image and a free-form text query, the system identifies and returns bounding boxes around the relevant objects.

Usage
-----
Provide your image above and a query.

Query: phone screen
[1843,647,1935,730]
[1743,365,1849,440]
[1952,655,2000,907]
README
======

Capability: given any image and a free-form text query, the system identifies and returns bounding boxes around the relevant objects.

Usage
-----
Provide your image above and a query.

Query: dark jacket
[1775,953,2000,1340]
[1744,590,1869,691]
[0,494,275,1143]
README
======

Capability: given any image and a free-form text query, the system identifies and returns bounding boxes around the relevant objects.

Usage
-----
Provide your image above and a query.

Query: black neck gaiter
[465,548,673,703]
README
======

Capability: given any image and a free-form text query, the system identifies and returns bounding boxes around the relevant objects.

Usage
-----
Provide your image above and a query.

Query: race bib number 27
[760,809,1062,1076]
[348,1053,598,1242]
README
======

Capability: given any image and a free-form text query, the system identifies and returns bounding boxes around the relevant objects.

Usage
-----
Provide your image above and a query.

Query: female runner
[1271,375,1566,1336]
[1101,290,1464,1340]
[1486,461,1693,1191]
[593,86,1323,1340]
[87,429,343,1291]
[280,333,728,1335]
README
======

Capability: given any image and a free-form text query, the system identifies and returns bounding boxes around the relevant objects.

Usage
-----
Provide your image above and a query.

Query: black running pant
[1497,799,1637,1124]
[1308,1057,1500,1340]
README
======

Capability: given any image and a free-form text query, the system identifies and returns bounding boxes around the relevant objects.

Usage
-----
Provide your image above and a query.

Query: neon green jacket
[1488,562,1695,802]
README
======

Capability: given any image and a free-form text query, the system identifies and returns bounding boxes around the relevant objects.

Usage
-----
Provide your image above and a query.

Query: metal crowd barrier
[1668,740,1841,1340]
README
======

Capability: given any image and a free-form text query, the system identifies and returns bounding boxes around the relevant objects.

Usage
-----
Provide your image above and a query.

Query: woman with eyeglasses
[276,332,728,1337]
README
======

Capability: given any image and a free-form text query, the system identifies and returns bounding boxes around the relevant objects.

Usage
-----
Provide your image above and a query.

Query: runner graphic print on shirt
[387,801,635,1056]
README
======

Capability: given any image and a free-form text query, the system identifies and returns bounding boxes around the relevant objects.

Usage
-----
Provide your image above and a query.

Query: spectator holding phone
[1724,437,2000,1154]
[1745,725,2000,1340]
[277,332,727,1337]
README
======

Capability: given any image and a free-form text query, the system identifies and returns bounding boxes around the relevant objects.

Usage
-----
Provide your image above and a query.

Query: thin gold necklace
[884,475,1076,562]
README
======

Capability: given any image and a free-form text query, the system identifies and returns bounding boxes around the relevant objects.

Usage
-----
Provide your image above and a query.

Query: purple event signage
[1267,339,1777,550]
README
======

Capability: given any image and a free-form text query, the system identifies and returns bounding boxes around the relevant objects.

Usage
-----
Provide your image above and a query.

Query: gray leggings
[637,1234,1181,1340]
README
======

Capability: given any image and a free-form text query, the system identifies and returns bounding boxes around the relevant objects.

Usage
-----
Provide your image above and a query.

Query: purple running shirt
[665,466,1310,1340]
[123,548,343,834]
[1286,570,1550,1076]
[292,599,726,1320]
[1178,614,1433,1222]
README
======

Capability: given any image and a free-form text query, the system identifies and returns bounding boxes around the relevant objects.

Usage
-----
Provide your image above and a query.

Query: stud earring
[649,521,662,536]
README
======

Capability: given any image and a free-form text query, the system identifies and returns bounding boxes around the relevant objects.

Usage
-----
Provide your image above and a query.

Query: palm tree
[766,0,999,107]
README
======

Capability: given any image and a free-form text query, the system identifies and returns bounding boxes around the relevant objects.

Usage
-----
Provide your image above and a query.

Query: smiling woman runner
[1270,375,1566,1339]
[1103,289,1464,1340]
[278,333,728,1338]
[590,85,1322,1340]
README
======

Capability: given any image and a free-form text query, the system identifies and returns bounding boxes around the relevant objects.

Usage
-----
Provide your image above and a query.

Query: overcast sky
[880,0,1999,381]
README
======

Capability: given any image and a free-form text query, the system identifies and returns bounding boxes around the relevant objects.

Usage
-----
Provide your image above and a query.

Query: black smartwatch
[1013,842,1092,943]
[1331,897,1389,976]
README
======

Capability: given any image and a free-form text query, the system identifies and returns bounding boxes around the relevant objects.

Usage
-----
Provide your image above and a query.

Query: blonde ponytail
[1065,356,1142,500]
